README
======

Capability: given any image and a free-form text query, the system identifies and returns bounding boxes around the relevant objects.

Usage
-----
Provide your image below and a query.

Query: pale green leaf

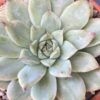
[41,11,61,33]
[49,59,71,77]
[0,81,10,90]
[40,59,56,67]
[85,18,100,47]
[18,65,46,89]
[60,0,90,31]
[80,69,100,92]
[52,30,63,45]
[71,52,99,72]
[0,57,24,81]
[7,80,31,100]
[7,0,31,27]
[38,50,47,59]
[51,0,74,16]
[39,33,52,42]
[19,49,40,65]
[65,30,95,49]
[50,47,60,59]
[0,36,21,58]
[84,44,100,57]
[31,72,57,100]
[30,26,45,41]
[61,41,77,60]
[57,74,86,100]
[5,20,30,47]
[28,0,49,27]
[30,40,38,56]
[52,39,58,50]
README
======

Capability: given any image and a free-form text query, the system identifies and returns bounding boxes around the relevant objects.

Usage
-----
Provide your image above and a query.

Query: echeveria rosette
[0,0,100,100]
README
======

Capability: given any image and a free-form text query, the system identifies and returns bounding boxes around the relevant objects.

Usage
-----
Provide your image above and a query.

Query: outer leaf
[18,65,46,89]
[52,30,63,45]
[41,11,61,33]
[28,0,49,27]
[0,81,10,90]
[5,20,30,47]
[0,36,21,58]
[19,49,40,65]
[31,72,57,100]
[51,0,74,16]
[85,18,100,47]
[0,57,24,81]
[7,0,31,27]
[80,69,100,92]
[57,74,86,100]
[71,52,99,72]
[7,80,31,100]
[65,30,95,49]
[84,44,100,57]
[49,59,71,77]
[61,41,77,60]
[60,0,90,31]
[30,26,45,41]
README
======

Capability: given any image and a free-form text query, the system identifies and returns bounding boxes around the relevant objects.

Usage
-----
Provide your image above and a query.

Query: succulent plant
[0,0,100,100]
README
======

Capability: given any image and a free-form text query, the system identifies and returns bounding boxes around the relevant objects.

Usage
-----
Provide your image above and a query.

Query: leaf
[84,44,100,57]
[61,41,77,60]
[30,40,38,56]
[0,36,21,58]
[7,80,31,100]
[30,26,45,41]
[49,59,71,77]
[38,50,47,59]
[50,47,60,59]
[52,30,63,45]
[41,11,61,33]
[19,49,40,65]
[80,69,100,92]
[65,30,95,49]
[31,72,57,100]
[18,65,46,89]
[71,52,99,72]
[57,74,86,100]
[60,0,90,31]
[7,0,31,27]
[85,18,100,47]
[5,20,30,47]
[0,57,24,81]
[0,81,10,90]
[51,0,74,16]
[40,59,56,67]
[28,0,49,27]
